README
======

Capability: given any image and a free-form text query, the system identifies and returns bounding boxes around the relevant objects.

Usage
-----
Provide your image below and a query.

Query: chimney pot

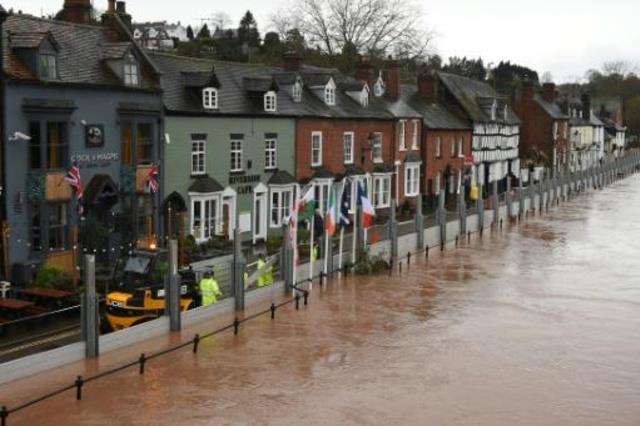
[58,0,92,25]
[282,51,303,72]
[541,82,556,103]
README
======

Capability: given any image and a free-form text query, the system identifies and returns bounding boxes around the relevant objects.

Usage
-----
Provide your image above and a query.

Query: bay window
[405,165,420,197]
[313,180,332,213]
[270,187,293,227]
[190,195,220,242]
[372,175,391,208]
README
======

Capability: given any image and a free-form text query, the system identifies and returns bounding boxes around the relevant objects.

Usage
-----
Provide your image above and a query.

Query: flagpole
[351,180,357,265]
[292,185,299,290]
[338,226,344,274]
[323,206,330,279]
[309,209,315,283]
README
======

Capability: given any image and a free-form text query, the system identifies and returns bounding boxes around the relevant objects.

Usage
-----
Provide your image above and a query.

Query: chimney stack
[417,69,438,104]
[521,79,535,102]
[58,0,92,25]
[108,0,116,13]
[355,55,375,89]
[541,83,556,103]
[581,93,591,121]
[383,60,400,99]
[282,51,303,72]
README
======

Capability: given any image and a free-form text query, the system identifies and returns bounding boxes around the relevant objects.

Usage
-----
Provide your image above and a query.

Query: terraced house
[152,53,297,245]
[431,72,521,196]
[400,71,473,208]
[290,56,426,218]
[513,81,570,176]
[1,0,163,281]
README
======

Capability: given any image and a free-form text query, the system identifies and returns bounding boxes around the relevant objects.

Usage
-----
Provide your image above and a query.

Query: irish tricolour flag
[357,182,375,228]
[325,186,337,237]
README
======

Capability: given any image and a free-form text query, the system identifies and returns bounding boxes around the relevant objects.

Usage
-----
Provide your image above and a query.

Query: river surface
[3,176,640,425]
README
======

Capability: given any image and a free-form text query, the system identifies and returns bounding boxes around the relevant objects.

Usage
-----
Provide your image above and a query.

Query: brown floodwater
[2,176,640,425]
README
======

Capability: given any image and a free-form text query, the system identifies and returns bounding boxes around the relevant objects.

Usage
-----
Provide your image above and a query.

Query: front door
[253,192,267,242]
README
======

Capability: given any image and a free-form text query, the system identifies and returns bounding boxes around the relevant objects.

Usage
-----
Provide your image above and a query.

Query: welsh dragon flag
[297,185,316,221]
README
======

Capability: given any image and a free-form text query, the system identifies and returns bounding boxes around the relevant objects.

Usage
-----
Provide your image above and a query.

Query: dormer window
[373,73,385,97]
[325,85,336,106]
[124,54,139,86]
[264,91,277,112]
[293,81,302,102]
[203,87,218,109]
[361,88,369,107]
[39,53,58,80]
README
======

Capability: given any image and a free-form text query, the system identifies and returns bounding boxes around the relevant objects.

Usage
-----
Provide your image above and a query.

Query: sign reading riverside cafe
[229,174,261,194]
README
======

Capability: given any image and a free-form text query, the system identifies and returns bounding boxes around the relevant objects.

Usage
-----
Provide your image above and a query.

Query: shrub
[34,266,73,290]
[266,235,283,255]
[353,247,390,275]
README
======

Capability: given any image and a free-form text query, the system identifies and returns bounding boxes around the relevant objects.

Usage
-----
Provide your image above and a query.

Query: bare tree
[541,71,554,83]
[272,0,433,59]
[211,11,232,31]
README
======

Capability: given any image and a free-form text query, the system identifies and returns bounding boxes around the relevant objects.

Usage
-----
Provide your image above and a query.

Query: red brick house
[287,58,424,215]
[513,82,570,176]
[400,71,472,209]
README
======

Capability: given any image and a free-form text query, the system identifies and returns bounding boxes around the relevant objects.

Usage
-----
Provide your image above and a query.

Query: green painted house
[151,53,299,244]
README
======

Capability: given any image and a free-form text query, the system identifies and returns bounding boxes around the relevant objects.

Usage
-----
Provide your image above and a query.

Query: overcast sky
[6,0,640,83]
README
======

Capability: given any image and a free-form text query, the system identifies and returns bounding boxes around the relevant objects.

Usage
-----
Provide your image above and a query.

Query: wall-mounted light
[9,131,31,141]
[165,133,171,144]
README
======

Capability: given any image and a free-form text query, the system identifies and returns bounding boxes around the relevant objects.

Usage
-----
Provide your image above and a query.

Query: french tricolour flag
[357,182,375,229]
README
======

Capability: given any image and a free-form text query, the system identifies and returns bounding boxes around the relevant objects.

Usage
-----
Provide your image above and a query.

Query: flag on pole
[297,185,316,221]
[64,161,84,215]
[325,186,337,237]
[147,164,160,194]
[339,182,351,227]
[357,182,375,228]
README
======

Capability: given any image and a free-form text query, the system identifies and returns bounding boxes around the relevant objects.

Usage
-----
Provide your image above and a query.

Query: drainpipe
[0,5,9,279]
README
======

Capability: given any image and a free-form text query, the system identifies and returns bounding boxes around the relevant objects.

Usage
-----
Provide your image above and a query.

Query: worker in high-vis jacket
[199,269,222,306]
[257,254,274,287]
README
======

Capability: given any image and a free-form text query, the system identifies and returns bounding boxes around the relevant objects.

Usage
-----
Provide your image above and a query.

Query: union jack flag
[147,164,160,194]
[64,161,84,215]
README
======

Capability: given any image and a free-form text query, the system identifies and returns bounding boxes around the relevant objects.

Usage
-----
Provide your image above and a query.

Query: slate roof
[534,94,568,120]
[99,42,131,59]
[437,72,520,125]
[312,167,335,179]
[268,170,297,185]
[2,13,159,88]
[151,52,397,120]
[188,175,224,193]
[404,152,422,163]
[399,84,470,130]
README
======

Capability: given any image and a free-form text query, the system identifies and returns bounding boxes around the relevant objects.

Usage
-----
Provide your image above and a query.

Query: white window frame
[411,120,419,150]
[230,139,243,172]
[264,91,277,112]
[190,194,221,243]
[265,138,277,170]
[124,54,139,86]
[398,120,406,151]
[373,78,385,97]
[436,136,442,158]
[361,89,369,107]
[405,164,420,197]
[191,139,206,175]
[292,82,302,102]
[343,131,354,164]
[372,132,383,163]
[270,186,293,228]
[434,172,441,194]
[313,179,332,213]
[457,137,464,157]
[372,175,391,208]
[311,131,323,167]
[450,136,456,157]
[202,87,218,109]
[40,53,58,80]
[325,85,336,106]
